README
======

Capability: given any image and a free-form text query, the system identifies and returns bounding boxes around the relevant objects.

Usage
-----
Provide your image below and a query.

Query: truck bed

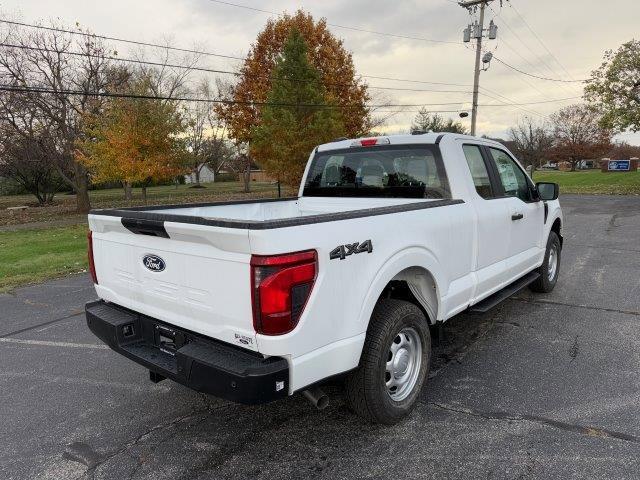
[93,196,458,230]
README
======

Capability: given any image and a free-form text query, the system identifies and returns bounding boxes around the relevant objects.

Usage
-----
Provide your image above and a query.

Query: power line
[483,5,554,98]
[488,3,577,97]
[354,74,471,88]
[0,19,476,89]
[481,86,546,117]
[207,0,463,45]
[493,56,586,83]
[0,42,473,95]
[0,19,245,61]
[489,5,566,82]
[0,17,581,116]
[0,84,579,108]
[481,96,579,106]
[0,84,472,108]
[479,87,545,118]
[508,1,577,81]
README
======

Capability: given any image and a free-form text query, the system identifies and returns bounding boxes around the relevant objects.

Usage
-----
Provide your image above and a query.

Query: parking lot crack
[78,405,220,478]
[0,310,84,338]
[510,297,640,317]
[429,402,640,444]
[569,335,579,362]
[570,243,640,254]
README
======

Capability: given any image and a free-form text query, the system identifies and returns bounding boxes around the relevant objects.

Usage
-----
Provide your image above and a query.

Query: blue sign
[608,160,630,171]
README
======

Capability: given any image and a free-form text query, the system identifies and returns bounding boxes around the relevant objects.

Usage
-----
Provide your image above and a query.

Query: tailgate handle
[121,218,169,238]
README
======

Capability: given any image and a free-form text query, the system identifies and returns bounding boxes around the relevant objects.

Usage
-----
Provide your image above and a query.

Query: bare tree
[183,80,229,187]
[0,123,64,204]
[225,150,252,193]
[133,40,201,100]
[549,105,612,171]
[508,117,553,174]
[0,20,117,213]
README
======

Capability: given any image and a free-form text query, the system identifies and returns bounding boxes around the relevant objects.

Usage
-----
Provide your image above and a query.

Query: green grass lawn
[533,170,640,195]
[0,181,290,227]
[0,224,88,292]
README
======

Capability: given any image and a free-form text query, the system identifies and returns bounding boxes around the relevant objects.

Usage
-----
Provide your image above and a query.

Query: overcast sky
[3,0,639,144]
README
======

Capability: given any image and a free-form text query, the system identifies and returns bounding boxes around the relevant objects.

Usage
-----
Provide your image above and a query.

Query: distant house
[577,159,598,169]
[184,161,275,184]
[184,165,217,184]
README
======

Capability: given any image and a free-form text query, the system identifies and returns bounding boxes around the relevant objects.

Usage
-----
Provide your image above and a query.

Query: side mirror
[536,182,559,201]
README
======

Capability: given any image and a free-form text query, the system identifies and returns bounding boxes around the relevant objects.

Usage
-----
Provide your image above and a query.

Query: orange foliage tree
[549,104,612,171]
[216,10,372,145]
[76,78,187,201]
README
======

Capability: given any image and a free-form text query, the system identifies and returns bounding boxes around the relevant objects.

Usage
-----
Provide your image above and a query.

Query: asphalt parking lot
[1,194,639,479]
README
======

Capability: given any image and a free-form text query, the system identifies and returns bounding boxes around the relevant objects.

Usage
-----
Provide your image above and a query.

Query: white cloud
[5,0,639,143]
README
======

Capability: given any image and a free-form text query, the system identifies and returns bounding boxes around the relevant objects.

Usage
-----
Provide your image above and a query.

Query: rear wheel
[530,231,561,293]
[344,299,431,424]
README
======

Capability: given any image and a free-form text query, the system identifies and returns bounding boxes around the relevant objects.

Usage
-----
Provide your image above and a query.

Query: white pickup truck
[86,133,563,424]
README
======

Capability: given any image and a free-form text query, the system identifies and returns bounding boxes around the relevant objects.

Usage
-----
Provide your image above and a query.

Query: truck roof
[316,132,506,152]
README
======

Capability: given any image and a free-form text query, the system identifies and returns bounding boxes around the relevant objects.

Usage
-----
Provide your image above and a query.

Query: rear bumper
[85,300,289,405]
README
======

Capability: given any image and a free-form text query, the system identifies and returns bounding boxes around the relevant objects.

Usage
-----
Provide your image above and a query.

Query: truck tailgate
[88,214,257,351]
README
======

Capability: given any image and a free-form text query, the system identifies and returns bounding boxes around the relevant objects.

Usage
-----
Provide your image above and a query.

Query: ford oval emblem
[143,254,166,272]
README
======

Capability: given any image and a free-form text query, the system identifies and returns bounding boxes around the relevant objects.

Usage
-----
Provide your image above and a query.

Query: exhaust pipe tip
[303,387,329,410]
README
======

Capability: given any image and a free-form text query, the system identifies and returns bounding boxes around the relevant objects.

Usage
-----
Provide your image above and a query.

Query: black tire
[529,231,561,293]
[344,299,431,424]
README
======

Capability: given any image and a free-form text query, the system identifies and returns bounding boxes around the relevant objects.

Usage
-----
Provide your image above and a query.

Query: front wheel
[530,231,561,293]
[344,299,431,424]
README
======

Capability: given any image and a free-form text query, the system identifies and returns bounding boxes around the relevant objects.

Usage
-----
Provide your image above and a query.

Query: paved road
[1,194,639,479]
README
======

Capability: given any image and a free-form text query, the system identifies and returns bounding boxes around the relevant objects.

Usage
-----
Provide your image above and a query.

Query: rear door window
[462,145,494,199]
[304,145,451,199]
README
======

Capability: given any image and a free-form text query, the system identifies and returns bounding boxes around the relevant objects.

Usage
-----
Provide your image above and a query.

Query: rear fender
[357,247,444,329]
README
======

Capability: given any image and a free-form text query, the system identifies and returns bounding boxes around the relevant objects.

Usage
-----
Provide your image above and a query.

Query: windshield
[303,145,451,199]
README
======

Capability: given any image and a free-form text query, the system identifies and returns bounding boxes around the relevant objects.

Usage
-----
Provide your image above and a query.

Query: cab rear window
[303,145,451,199]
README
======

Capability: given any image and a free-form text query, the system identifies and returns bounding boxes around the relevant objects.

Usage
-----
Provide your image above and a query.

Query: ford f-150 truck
[86,133,563,424]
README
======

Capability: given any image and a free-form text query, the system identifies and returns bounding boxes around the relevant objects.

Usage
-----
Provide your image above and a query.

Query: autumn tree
[216,10,371,145]
[549,104,612,171]
[508,117,553,174]
[411,108,467,134]
[77,75,187,202]
[585,40,640,132]
[250,29,344,186]
[0,20,120,213]
[606,141,640,159]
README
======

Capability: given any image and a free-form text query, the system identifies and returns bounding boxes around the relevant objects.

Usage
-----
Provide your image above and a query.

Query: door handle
[511,213,524,221]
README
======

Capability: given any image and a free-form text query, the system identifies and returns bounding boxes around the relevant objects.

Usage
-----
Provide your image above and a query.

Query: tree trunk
[141,185,147,204]
[195,168,201,187]
[123,182,133,201]
[74,165,91,214]
[243,163,251,193]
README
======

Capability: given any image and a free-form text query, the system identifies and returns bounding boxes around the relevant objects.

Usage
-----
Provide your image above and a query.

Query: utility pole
[460,0,498,136]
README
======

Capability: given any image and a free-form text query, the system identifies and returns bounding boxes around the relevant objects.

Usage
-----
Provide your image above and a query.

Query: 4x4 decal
[330,240,373,260]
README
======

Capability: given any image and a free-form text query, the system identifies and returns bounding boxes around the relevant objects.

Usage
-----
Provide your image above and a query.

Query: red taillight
[87,231,98,284]
[350,137,391,147]
[360,138,378,147]
[251,250,317,336]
